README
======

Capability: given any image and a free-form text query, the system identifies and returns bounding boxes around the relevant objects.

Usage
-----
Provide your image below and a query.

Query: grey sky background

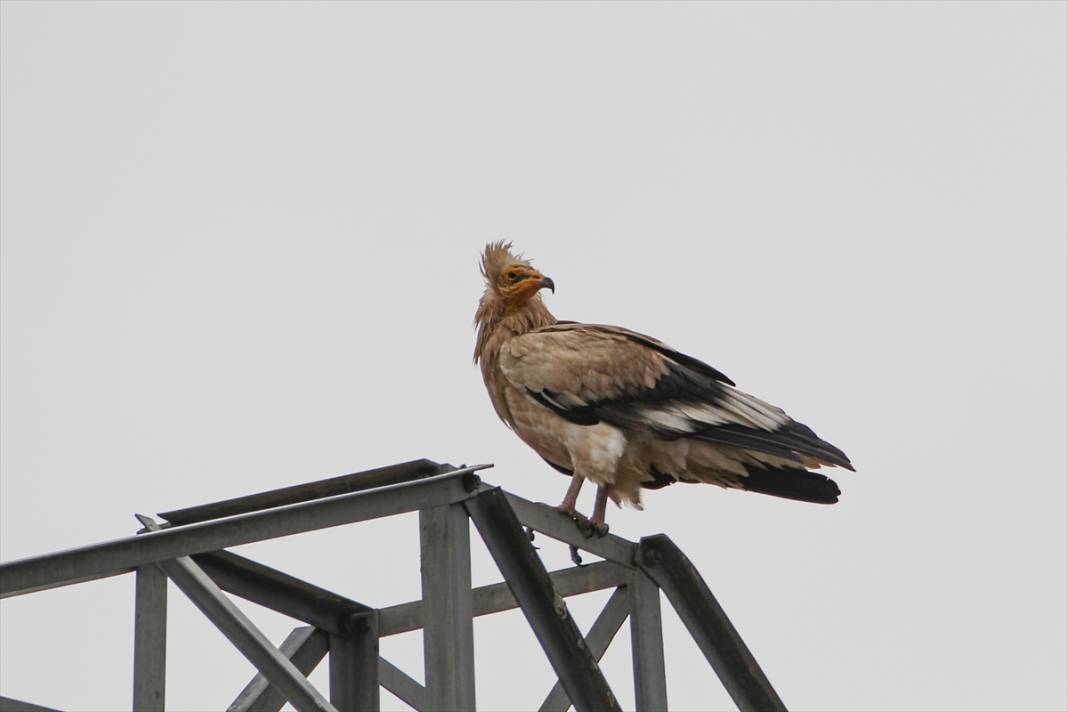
[1,2,1066,711]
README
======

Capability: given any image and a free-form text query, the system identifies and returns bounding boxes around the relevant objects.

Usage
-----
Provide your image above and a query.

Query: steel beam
[539,586,630,712]
[497,490,637,567]
[378,559,629,636]
[160,459,450,526]
[419,504,475,711]
[229,627,329,712]
[136,516,337,712]
[628,570,668,712]
[0,698,62,712]
[1,469,483,598]
[195,550,370,636]
[378,658,426,712]
[465,488,621,712]
[329,613,379,712]
[638,535,785,712]
[133,565,168,711]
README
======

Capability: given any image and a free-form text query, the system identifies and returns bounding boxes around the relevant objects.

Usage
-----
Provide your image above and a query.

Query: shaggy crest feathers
[480,241,531,290]
[473,241,556,364]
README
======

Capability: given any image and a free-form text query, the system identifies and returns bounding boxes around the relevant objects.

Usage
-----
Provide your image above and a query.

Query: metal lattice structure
[0,460,785,712]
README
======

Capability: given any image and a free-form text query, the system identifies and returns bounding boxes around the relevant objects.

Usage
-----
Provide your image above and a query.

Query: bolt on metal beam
[329,612,380,712]
[194,550,371,637]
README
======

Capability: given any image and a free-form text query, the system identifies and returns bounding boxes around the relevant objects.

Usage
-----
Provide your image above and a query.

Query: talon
[593,522,610,537]
[569,544,583,566]
[525,526,536,542]
[567,511,597,538]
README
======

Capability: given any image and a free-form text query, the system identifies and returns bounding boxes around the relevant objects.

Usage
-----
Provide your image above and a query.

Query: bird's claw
[566,511,609,539]
[569,544,583,566]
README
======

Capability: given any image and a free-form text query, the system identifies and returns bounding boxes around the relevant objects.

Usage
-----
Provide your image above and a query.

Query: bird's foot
[569,544,583,566]
[564,510,609,539]
[589,514,609,538]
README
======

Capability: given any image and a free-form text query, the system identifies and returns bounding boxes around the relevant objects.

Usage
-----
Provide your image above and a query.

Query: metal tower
[0,460,785,712]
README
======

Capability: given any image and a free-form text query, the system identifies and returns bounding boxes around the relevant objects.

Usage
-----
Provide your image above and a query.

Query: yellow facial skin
[500,264,555,305]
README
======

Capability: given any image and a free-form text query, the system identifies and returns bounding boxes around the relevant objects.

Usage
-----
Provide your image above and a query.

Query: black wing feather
[524,324,853,471]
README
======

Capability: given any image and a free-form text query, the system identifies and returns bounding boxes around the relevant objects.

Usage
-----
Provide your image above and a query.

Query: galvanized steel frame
[0,459,786,712]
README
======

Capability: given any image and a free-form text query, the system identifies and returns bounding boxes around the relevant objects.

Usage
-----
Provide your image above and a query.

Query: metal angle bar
[229,627,329,712]
[133,565,168,712]
[0,697,63,712]
[638,535,785,712]
[159,459,453,526]
[378,560,629,636]
[628,570,668,712]
[195,550,371,637]
[378,658,426,712]
[329,613,380,712]
[136,516,337,712]
[497,490,637,567]
[419,503,475,711]
[465,488,621,712]
[1,469,482,599]
[539,586,631,712]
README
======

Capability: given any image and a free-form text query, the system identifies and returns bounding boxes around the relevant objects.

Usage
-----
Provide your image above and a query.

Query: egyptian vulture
[474,242,853,533]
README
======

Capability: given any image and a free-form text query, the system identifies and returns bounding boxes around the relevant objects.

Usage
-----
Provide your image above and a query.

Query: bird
[474,241,854,534]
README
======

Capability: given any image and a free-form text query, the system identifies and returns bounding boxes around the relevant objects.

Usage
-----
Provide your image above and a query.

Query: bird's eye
[508,271,522,282]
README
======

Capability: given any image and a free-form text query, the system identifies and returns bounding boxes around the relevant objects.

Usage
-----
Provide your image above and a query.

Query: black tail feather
[742,465,841,504]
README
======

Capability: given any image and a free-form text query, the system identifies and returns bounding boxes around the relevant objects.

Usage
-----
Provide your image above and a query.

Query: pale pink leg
[589,487,610,536]
[554,473,585,513]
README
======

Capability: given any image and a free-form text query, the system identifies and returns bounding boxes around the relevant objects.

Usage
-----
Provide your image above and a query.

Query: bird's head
[480,241,555,306]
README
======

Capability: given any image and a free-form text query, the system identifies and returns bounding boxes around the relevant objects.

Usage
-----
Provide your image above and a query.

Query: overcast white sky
[1,2,1066,711]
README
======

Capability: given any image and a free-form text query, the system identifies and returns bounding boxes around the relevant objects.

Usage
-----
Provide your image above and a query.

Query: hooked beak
[538,276,555,294]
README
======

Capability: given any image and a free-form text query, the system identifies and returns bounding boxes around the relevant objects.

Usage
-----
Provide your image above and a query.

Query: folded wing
[499,323,852,503]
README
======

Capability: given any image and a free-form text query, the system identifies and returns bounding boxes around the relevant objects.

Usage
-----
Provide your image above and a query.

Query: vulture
[474,241,854,534]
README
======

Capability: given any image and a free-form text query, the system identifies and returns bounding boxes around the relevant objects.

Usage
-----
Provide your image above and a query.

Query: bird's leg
[554,473,585,515]
[589,486,610,537]
[555,473,598,540]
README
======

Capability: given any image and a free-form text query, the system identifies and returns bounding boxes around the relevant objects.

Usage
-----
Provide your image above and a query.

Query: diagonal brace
[195,550,371,637]
[464,488,621,712]
[539,586,631,712]
[136,515,336,712]
[638,535,785,712]
[229,627,329,712]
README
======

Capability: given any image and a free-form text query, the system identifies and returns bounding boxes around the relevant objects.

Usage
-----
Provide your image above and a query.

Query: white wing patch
[636,390,785,436]
[717,388,789,431]
[638,406,696,433]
